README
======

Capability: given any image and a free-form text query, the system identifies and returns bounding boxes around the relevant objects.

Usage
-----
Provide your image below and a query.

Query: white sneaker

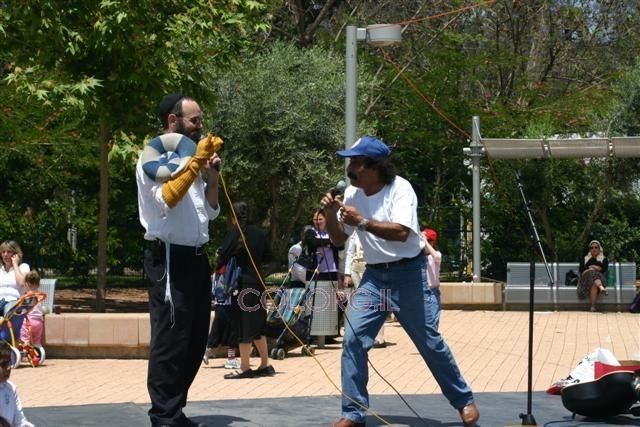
[224,358,241,369]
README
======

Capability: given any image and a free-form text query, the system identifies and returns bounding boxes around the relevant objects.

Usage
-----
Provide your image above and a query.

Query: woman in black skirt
[218,202,276,379]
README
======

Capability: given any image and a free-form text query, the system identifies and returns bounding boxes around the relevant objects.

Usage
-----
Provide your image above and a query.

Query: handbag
[565,269,578,287]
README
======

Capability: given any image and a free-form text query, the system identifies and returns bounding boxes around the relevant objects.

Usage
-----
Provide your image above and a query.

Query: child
[423,228,443,329]
[203,254,240,370]
[0,342,34,426]
[19,272,44,347]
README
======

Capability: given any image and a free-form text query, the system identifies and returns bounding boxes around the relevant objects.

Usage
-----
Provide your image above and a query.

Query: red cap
[423,228,437,242]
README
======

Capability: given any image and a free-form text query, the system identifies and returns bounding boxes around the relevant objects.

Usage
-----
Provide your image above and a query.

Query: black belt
[366,252,424,270]
[147,239,207,255]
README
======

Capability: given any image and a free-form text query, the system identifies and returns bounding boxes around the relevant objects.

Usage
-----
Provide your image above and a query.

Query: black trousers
[144,242,212,426]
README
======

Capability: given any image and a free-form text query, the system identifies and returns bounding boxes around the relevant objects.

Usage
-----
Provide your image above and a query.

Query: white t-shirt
[343,176,424,264]
[0,263,30,301]
[0,380,33,427]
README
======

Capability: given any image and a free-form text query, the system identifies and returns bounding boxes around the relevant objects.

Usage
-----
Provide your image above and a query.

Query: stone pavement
[12,310,640,426]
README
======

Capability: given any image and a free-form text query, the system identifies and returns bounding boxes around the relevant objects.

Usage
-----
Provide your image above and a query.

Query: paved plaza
[13,310,640,426]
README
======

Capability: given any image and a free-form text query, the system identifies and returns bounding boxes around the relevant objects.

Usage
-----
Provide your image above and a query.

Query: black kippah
[158,92,184,124]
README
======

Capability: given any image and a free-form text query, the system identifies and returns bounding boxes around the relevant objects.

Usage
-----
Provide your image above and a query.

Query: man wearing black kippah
[137,93,222,427]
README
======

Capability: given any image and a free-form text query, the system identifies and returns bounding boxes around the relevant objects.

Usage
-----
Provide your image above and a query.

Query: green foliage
[208,41,347,257]
[610,63,640,135]
[1,0,273,284]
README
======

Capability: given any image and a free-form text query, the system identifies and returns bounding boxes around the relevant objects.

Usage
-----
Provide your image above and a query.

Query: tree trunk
[95,120,109,312]
[578,183,609,251]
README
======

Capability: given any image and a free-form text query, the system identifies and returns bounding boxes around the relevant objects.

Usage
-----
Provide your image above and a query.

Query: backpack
[629,292,640,313]
[565,269,579,287]
[212,256,242,302]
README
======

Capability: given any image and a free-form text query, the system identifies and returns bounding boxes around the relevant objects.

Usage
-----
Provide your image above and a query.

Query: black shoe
[224,369,255,379]
[254,365,276,377]
[178,414,207,427]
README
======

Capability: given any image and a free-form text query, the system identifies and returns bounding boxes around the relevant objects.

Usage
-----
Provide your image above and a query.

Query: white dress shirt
[136,157,219,246]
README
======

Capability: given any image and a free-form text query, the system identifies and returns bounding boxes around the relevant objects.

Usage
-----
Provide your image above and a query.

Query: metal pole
[471,116,482,282]
[345,25,358,157]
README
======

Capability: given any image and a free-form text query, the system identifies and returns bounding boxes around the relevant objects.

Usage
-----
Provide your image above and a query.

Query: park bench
[505,262,637,311]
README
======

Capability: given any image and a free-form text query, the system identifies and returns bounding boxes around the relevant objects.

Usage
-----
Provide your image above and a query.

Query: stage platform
[14,310,640,426]
[24,392,640,426]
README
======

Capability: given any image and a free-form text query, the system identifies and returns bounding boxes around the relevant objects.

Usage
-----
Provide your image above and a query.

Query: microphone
[319,180,347,210]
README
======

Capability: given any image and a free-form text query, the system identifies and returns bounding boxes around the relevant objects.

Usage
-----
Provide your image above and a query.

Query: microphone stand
[514,172,554,426]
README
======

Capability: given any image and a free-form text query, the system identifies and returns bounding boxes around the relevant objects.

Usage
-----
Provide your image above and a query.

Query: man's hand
[343,274,353,288]
[205,153,222,174]
[320,191,342,214]
[319,192,347,246]
[339,204,364,228]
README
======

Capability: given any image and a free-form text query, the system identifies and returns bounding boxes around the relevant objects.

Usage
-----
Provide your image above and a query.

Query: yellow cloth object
[161,134,223,208]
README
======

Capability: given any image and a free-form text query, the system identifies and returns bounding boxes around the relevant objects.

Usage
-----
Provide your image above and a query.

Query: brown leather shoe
[331,418,365,427]
[458,402,479,426]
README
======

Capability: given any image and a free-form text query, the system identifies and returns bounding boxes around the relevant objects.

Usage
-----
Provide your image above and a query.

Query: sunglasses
[177,115,203,125]
[589,245,599,249]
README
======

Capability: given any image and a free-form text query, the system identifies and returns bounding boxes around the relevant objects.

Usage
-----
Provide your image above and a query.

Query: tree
[208,41,358,258]
[1,0,272,309]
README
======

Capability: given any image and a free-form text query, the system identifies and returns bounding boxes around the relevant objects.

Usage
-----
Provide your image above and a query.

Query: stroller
[0,291,47,368]
[265,256,316,360]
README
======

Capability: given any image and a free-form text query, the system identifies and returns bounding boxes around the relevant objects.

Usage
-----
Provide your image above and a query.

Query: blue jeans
[430,286,441,330]
[341,255,473,423]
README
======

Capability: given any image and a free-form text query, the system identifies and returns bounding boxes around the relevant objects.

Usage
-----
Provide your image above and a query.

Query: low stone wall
[42,282,504,358]
[439,281,503,309]
[44,313,151,359]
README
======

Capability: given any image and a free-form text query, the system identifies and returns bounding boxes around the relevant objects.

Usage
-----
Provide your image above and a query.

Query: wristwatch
[357,218,369,231]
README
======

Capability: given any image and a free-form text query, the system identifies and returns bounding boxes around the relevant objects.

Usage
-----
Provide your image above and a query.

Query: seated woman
[577,240,609,312]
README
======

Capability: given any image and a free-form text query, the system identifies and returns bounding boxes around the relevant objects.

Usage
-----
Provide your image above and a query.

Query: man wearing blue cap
[320,136,479,427]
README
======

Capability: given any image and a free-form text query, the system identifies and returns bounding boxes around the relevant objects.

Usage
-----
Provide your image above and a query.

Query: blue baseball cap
[336,136,391,158]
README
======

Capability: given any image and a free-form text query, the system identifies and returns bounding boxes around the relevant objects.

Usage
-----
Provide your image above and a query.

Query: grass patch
[56,276,147,289]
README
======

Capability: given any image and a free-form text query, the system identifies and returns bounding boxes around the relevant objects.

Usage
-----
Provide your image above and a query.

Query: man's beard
[175,120,199,141]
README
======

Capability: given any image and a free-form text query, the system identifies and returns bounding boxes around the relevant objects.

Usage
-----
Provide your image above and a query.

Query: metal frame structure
[465,116,640,282]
